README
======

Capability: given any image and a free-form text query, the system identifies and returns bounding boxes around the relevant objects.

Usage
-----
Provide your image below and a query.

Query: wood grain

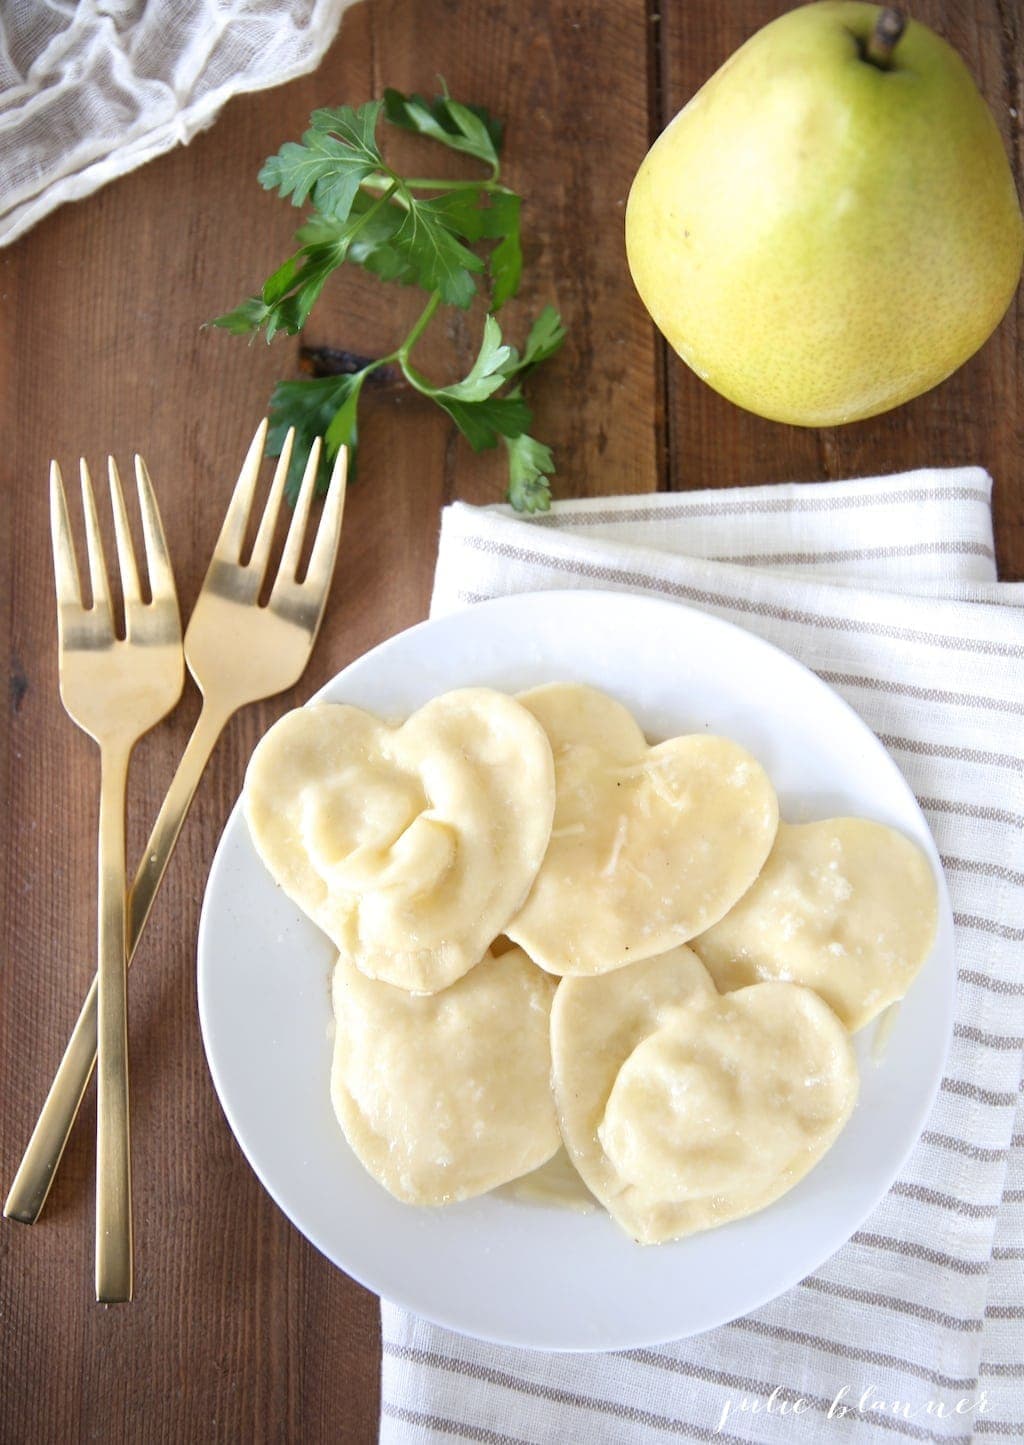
[1,1,1020,1442]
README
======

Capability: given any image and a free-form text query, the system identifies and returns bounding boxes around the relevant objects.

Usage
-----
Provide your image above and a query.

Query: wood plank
[0,1,656,1442]
[656,1,1023,578]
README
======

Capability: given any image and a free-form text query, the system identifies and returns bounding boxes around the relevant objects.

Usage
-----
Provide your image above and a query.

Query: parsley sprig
[212,89,565,511]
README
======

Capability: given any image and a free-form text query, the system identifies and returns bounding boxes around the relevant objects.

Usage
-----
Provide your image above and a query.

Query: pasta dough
[244,689,555,991]
[692,819,939,1031]
[507,683,779,975]
[240,680,930,1242]
[331,946,560,1205]
[551,947,858,1244]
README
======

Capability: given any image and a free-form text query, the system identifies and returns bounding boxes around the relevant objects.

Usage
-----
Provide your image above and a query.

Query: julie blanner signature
[716,1384,989,1433]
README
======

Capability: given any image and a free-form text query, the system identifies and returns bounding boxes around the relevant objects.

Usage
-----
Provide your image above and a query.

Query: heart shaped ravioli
[506,684,779,975]
[692,819,939,1031]
[331,946,559,1204]
[244,689,555,991]
[551,947,858,1244]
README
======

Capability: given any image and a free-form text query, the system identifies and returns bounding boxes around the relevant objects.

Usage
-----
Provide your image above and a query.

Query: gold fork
[5,422,348,1228]
[48,457,185,1302]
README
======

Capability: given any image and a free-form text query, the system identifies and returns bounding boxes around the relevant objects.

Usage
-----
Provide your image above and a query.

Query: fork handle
[96,743,132,1303]
[4,701,230,1227]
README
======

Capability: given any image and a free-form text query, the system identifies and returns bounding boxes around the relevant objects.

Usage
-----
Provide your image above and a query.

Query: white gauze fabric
[0,0,355,247]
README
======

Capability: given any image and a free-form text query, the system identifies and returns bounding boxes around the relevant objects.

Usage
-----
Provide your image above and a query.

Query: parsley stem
[348,293,440,380]
[397,291,442,364]
[399,361,435,397]
[404,177,505,192]
[362,172,507,197]
[349,179,399,235]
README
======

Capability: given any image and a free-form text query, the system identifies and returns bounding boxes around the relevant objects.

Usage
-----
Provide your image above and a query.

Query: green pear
[625,2,1023,426]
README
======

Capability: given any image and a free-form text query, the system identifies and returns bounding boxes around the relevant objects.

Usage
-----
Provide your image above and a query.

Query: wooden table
[2,2,1020,1440]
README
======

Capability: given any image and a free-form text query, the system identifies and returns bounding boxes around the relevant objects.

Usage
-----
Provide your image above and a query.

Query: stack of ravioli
[244,683,938,1246]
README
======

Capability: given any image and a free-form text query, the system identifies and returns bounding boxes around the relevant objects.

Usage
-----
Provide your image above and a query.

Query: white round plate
[198,589,954,1352]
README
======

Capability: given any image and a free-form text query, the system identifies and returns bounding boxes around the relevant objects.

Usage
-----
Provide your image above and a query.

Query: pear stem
[865,8,906,67]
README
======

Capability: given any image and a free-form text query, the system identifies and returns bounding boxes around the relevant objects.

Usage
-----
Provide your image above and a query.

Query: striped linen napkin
[380,468,1024,1445]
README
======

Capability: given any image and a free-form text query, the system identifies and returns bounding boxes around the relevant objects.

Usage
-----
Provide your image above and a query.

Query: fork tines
[49,455,178,632]
[207,420,348,606]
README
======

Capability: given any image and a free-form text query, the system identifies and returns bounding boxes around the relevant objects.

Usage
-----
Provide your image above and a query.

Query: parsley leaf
[419,189,521,308]
[412,313,533,444]
[309,103,384,158]
[209,294,273,336]
[486,192,522,308]
[391,196,483,309]
[427,307,564,491]
[505,431,555,513]
[211,208,373,341]
[323,376,365,472]
[420,189,490,241]
[434,394,532,451]
[267,373,364,499]
[383,89,501,175]
[520,304,568,368]
[305,196,415,288]
[259,102,384,221]
[428,316,512,402]
[261,237,345,340]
